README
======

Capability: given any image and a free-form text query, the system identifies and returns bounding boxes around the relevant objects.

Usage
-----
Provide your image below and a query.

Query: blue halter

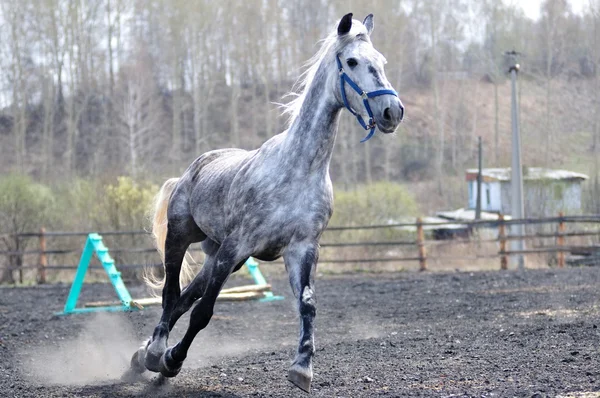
[336,55,399,143]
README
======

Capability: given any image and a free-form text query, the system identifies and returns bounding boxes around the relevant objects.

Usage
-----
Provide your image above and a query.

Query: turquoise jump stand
[245,257,284,302]
[57,233,136,315]
[58,233,283,315]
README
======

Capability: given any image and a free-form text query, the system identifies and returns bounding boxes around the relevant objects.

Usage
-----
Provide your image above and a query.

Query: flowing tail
[143,178,196,292]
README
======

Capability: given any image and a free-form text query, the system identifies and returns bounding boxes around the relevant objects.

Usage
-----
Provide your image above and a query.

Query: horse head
[334,13,404,140]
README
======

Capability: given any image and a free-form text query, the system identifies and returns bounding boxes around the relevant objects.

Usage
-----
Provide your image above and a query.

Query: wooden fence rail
[1,214,599,283]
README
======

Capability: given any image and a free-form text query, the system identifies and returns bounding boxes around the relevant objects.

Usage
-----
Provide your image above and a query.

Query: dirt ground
[0,267,599,398]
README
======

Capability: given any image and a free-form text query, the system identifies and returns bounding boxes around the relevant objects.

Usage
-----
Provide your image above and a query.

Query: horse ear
[363,14,374,36]
[337,13,353,36]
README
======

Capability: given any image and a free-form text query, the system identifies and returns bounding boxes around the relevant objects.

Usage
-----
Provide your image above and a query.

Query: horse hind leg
[129,239,215,378]
[166,239,220,331]
[157,237,249,378]
[142,216,205,372]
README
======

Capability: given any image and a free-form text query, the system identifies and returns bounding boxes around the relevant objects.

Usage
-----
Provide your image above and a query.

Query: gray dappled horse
[129,13,404,393]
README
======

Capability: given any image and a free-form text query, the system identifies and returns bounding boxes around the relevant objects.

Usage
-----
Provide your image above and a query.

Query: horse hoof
[288,364,312,393]
[129,347,147,374]
[159,348,182,378]
[145,351,162,372]
[145,339,167,372]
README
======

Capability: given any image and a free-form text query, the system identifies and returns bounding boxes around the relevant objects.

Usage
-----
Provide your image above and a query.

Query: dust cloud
[21,303,385,386]
[23,313,140,386]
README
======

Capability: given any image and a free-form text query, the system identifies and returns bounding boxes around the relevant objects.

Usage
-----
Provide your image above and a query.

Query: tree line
[0,0,599,206]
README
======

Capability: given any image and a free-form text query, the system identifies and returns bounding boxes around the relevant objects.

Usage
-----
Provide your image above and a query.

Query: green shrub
[101,177,160,278]
[331,181,418,226]
[327,182,418,244]
[0,174,56,235]
[0,174,55,283]
[51,178,102,231]
[51,176,159,231]
[42,176,160,281]
[103,176,159,231]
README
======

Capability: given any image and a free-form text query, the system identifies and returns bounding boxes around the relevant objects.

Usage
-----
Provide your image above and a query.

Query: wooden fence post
[16,234,23,284]
[38,227,47,284]
[416,218,427,271]
[557,212,565,268]
[498,214,508,270]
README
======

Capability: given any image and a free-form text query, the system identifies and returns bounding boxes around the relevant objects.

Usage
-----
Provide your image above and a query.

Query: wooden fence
[1,214,599,284]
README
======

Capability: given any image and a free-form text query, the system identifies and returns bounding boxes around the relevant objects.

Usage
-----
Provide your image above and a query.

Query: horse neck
[283,63,342,173]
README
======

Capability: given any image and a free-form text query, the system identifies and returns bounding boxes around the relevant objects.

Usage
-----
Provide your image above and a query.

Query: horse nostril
[398,105,404,121]
[383,107,392,121]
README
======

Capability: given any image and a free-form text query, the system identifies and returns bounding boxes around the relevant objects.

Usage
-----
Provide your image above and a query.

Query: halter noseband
[336,55,398,143]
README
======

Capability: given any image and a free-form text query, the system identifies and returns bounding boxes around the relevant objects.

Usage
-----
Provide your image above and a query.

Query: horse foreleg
[284,242,318,393]
[157,237,248,378]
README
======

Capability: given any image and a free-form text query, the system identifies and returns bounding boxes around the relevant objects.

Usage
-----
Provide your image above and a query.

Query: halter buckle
[361,92,368,100]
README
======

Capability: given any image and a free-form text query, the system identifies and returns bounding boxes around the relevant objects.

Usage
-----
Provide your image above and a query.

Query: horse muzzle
[376,97,404,133]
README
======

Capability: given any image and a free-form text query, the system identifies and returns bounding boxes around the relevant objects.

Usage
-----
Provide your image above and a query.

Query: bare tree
[539,0,571,165]
[586,0,600,211]
[117,56,164,176]
[0,0,598,219]
[0,0,31,172]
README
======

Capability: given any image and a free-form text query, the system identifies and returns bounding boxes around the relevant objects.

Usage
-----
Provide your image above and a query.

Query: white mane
[281,20,369,126]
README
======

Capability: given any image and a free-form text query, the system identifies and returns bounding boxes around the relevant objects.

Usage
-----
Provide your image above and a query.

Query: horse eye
[347,58,358,68]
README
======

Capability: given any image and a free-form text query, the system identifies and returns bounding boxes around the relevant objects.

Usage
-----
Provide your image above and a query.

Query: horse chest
[240,185,331,260]
[270,185,332,226]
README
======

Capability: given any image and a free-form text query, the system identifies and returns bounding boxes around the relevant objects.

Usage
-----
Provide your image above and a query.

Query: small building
[465,167,588,218]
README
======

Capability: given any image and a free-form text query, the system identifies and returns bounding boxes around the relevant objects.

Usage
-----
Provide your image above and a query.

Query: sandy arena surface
[0,267,599,397]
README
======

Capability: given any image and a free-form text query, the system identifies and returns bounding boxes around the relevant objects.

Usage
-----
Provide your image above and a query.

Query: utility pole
[475,136,482,220]
[507,50,525,270]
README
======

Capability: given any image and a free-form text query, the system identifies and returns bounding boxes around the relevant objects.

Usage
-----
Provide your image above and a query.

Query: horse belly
[250,230,289,261]
[253,248,284,262]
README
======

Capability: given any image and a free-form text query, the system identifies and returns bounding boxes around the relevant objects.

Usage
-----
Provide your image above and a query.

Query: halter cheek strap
[336,55,398,142]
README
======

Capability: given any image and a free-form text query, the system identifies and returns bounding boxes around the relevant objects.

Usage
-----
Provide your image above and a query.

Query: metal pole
[508,51,525,270]
[475,136,482,220]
